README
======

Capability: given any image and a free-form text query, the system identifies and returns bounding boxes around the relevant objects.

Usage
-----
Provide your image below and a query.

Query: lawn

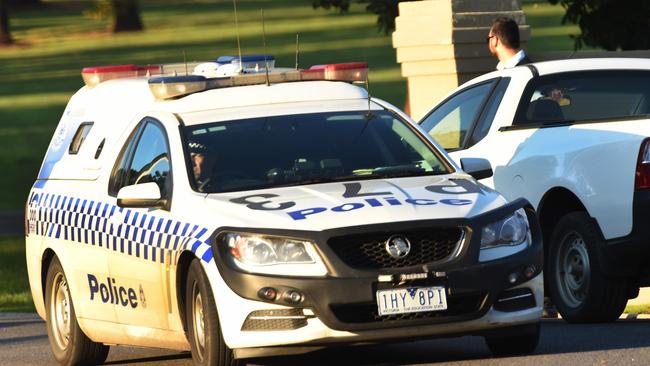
[0,237,34,312]
[0,0,596,312]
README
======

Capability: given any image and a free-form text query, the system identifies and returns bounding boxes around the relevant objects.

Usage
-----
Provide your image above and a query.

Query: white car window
[110,120,171,197]
[517,70,650,124]
[420,82,495,150]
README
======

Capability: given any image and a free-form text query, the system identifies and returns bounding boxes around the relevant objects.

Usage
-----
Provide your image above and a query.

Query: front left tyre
[45,256,110,365]
[185,258,238,366]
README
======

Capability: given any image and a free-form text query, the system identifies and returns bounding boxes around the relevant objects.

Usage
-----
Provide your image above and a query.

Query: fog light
[284,290,303,304]
[524,265,536,278]
[508,272,518,284]
[258,287,277,301]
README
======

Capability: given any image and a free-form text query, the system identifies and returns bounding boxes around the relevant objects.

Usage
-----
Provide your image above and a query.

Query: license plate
[376,286,447,316]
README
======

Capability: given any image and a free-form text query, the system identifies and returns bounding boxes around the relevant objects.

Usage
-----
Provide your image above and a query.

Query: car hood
[204,175,506,231]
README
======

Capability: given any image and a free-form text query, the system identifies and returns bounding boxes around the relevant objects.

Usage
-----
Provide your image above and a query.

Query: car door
[419,77,531,193]
[106,117,176,329]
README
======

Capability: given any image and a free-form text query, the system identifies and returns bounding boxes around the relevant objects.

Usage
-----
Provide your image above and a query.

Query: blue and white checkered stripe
[27,191,214,264]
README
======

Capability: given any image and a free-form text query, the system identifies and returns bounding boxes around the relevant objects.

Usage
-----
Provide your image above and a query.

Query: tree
[548,0,650,50]
[0,0,11,45]
[312,0,418,34]
[111,0,143,33]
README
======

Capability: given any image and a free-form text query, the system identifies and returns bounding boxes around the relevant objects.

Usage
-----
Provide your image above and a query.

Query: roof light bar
[147,62,369,100]
[217,54,276,70]
[148,75,207,100]
[303,62,368,82]
[82,64,161,87]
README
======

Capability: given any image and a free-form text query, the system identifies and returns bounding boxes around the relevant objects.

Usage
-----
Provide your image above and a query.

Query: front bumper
[211,199,543,349]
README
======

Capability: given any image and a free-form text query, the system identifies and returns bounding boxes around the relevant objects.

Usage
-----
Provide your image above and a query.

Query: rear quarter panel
[492,121,648,239]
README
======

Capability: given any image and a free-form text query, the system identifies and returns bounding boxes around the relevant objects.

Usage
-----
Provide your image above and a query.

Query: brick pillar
[393,0,529,120]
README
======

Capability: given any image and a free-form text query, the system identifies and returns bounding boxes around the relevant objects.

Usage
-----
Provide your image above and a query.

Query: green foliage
[548,0,650,50]
[312,0,417,34]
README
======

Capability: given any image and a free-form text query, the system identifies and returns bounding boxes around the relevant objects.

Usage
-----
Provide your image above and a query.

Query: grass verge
[0,237,34,312]
[625,304,650,315]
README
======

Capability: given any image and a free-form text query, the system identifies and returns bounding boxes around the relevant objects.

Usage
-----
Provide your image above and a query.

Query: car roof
[532,58,650,75]
[67,78,376,132]
[444,58,650,102]
[44,78,381,181]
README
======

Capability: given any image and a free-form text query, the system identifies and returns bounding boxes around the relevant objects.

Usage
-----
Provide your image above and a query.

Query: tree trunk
[111,0,143,33]
[0,0,12,45]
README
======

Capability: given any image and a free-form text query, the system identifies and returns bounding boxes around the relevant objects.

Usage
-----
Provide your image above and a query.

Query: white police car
[25,55,543,365]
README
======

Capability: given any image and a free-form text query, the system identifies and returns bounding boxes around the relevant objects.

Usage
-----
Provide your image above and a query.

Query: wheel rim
[191,282,206,360]
[50,272,72,350]
[555,231,591,308]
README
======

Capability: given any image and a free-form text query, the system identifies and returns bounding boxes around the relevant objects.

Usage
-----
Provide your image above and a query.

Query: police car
[26,55,543,365]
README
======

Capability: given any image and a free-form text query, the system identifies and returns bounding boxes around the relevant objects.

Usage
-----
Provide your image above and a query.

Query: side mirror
[117,182,167,209]
[460,158,493,180]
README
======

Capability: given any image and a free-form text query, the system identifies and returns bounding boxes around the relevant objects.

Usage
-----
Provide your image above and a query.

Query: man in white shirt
[487,17,531,70]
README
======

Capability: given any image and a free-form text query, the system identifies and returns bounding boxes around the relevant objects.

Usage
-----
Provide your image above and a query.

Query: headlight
[479,208,531,262]
[222,232,327,276]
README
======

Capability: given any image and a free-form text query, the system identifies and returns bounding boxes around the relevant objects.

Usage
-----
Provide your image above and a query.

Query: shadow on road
[0,320,46,329]
[249,319,650,366]
[536,319,650,354]
[104,352,192,365]
[0,334,48,345]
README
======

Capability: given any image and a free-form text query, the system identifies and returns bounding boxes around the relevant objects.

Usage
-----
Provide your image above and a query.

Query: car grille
[327,227,464,270]
[330,293,485,324]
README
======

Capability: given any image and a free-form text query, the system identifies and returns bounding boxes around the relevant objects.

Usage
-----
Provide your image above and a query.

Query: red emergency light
[82,64,161,87]
[303,62,368,82]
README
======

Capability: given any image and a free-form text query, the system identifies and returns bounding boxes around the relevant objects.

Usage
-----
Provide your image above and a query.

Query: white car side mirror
[117,182,167,209]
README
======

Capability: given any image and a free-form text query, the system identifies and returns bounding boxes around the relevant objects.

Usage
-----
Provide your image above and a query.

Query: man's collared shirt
[496,50,527,70]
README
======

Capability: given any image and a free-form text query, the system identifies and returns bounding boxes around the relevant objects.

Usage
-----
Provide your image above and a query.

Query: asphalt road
[2,313,650,366]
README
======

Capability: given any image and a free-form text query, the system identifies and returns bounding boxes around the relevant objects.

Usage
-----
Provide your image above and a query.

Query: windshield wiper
[272,174,384,188]
[272,169,443,188]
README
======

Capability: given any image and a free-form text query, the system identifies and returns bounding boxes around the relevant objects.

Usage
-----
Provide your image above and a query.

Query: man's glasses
[486,35,495,44]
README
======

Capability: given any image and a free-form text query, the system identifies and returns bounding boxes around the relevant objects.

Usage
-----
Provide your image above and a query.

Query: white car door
[419,73,538,203]
[106,116,177,329]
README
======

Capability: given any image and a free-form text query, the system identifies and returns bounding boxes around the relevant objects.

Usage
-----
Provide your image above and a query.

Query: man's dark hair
[491,17,520,49]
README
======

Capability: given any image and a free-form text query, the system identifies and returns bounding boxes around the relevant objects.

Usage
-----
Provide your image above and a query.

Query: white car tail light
[635,138,650,190]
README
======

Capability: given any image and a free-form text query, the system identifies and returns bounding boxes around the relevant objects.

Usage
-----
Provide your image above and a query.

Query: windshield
[183,110,451,193]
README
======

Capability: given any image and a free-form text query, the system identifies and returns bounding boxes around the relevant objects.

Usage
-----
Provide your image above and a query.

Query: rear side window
[110,120,172,198]
[515,70,650,125]
[68,122,93,155]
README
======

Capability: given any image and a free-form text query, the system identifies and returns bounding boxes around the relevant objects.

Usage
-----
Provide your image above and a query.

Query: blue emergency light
[216,54,275,64]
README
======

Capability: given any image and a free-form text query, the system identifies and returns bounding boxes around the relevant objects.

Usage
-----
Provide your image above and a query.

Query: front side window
[515,70,650,125]
[420,81,496,150]
[183,111,451,193]
[110,120,171,197]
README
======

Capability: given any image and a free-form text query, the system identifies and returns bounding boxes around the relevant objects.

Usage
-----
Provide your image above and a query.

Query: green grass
[625,304,650,315]
[0,237,34,312]
[522,0,591,53]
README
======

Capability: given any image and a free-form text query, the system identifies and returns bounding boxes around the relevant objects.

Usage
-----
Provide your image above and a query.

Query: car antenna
[183,49,188,75]
[261,9,270,86]
[295,33,300,70]
[232,0,243,74]
[365,67,373,119]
